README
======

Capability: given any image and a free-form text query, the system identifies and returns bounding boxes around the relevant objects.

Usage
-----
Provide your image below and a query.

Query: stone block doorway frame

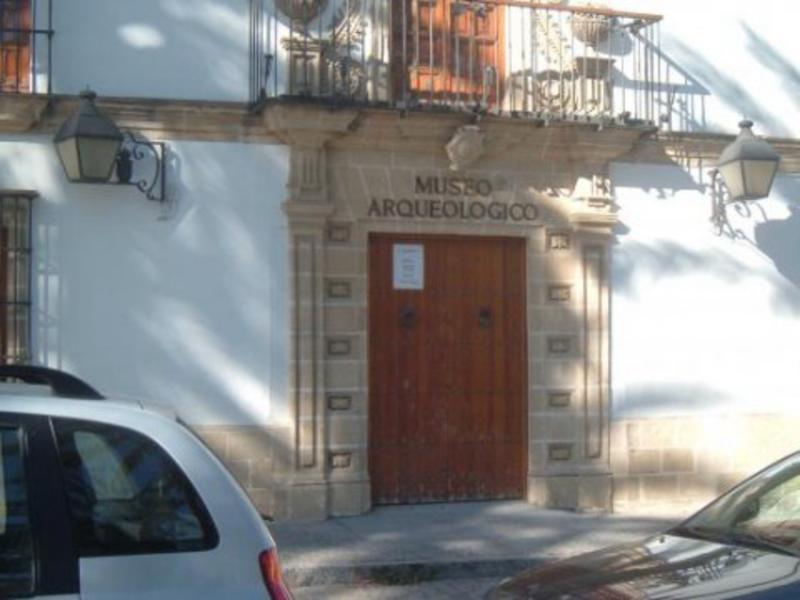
[268,105,623,519]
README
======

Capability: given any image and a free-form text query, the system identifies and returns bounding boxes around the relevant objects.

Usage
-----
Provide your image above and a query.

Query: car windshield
[674,453,800,556]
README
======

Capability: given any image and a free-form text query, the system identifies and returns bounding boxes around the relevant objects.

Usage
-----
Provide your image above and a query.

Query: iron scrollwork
[115,131,167,203]
[709,168,752,239]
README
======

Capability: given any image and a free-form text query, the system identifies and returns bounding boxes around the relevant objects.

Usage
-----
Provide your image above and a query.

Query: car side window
[54,419,218,557]
[0,426,34,597]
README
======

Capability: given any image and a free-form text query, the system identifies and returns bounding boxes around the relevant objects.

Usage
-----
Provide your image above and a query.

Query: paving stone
[293,576,502,599]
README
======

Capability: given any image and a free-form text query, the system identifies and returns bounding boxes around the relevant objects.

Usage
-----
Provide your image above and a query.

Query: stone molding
[660,132,800,173]
[569,174,618,233]
[569,197,619,233]
[4,93,800,174]
[283,201,336,223]
[267,105,359,205]
[0,94,51,132]
[273,104,362,519]
[264,104,359,144]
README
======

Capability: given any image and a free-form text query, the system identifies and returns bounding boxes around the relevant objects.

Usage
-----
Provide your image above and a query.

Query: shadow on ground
[271,500,683,588]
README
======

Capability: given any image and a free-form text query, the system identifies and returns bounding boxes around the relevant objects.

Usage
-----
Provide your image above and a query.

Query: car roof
[0,366,180,428]
[0,386,178,424]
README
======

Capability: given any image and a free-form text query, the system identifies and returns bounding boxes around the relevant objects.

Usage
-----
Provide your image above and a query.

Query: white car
[0,365,293,599]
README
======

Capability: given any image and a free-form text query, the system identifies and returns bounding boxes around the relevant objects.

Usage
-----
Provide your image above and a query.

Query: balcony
[253,0,663,125]
[0,0,52,94]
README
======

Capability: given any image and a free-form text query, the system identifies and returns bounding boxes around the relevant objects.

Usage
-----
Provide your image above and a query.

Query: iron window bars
[0,192,33,365]
[0,0,53,94]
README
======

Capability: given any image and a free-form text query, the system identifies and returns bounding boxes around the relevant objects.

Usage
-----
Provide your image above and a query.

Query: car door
[0,412,80,600]
[51,417,243,600]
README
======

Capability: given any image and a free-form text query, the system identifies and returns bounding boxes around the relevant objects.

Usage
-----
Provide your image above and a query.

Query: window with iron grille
[0,0,31,92]
[1,0,52,94]
[0,192,33,364]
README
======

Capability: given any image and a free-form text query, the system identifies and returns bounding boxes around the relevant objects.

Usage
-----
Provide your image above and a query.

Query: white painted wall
[51,0,252,101]
[611,162,800,418]
[0,137,290,426]
[599,1,800,420]
[611,0,800,137]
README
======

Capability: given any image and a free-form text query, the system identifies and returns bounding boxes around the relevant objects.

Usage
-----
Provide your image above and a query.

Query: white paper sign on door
[393,244,424,290]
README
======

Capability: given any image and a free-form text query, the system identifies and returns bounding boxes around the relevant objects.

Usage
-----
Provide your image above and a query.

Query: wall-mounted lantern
[53,89,167,202]
[710,120,780,235]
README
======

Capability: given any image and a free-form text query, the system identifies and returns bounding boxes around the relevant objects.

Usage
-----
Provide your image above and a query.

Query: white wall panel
[52,0,251,101]
[0,137,290,426]
[611,162,800,418]
[611,0,800,137]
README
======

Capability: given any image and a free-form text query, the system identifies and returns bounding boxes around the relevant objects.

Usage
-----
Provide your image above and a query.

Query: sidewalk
[270,501,685,591]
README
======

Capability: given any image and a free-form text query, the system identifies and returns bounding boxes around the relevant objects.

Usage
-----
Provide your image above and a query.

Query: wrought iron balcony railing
[252,0,664,125]
[0,0,52,94]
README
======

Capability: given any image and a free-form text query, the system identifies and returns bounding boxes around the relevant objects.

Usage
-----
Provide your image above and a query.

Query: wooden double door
[368,235,527,504]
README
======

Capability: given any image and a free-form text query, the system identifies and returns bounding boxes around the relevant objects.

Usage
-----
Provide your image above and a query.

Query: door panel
[0,412,80,599]
[54,419,263,599]
[369,235,527,504]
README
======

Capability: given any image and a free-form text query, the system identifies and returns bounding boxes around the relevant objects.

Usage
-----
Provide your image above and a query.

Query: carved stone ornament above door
[445,125,486,172]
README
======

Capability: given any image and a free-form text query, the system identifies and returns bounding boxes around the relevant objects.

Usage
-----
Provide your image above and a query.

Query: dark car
[487,452,800,599]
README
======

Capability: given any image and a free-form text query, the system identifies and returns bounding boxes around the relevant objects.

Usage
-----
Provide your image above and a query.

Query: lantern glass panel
[742,159,778,199]
[77,138,122,182]
[55,138,81,182]
[718,162,745,201]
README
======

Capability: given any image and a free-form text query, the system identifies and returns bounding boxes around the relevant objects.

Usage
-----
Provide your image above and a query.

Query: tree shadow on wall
[742,25,800,113]
[664,36,786,135]
[754,177,800,290]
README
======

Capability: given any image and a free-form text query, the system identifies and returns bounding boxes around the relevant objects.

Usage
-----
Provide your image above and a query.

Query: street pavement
[293,577,501,599]
[270,500,693,598]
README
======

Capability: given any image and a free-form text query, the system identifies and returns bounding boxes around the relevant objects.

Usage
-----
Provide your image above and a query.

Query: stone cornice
[0,94,52,133]
[0,94,652,163]
[329,109,654,167]
[3,93,800,173]
[0,93,278,142]
[654,131,800,174]
[264,103,360,146]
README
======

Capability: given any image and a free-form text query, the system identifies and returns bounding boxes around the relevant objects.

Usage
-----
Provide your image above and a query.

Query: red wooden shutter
[1,0,32,92]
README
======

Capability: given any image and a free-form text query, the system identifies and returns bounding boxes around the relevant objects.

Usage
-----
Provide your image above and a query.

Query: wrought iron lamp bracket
[709,168,751,238]
[115,131,167,203]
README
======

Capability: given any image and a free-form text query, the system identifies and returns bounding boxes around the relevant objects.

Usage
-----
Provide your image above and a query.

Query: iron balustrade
[0,0,53,94]
[251,0,664,125]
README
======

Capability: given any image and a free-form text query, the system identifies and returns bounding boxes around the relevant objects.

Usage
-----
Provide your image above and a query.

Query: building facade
[2,0,800,519]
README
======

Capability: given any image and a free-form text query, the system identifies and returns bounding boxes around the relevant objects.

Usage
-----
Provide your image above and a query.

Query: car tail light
[259,548,294,600]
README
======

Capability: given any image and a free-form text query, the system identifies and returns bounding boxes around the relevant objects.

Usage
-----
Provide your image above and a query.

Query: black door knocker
[400,305,417,329]
[478,307,492,328]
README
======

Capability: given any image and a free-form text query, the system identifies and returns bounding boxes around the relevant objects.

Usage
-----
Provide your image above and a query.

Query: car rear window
[0,426,34,596]
[54,419,218,557]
